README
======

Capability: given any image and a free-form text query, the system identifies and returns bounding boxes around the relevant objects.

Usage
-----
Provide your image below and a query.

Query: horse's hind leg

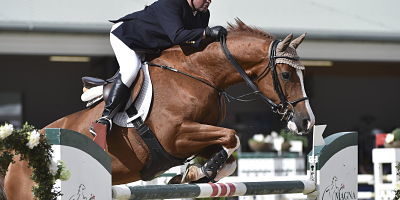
[173,121,240,183]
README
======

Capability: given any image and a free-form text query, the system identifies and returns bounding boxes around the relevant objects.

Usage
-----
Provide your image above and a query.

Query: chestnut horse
[1,21,315,199]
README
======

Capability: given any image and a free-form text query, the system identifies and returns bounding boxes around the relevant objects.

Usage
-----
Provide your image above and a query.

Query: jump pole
[112,180,315,199]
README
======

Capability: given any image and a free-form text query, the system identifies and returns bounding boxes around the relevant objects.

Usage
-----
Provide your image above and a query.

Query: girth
[128,108,186,181]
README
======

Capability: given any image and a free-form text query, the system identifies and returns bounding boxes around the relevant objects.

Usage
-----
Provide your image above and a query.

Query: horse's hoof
[181,164,203,183]
[167,175,183,184]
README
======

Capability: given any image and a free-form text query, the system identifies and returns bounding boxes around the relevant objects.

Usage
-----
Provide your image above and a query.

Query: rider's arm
[155,0,209,47]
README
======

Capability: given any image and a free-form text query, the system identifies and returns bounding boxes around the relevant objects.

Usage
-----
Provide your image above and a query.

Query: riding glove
[205,26,228,41]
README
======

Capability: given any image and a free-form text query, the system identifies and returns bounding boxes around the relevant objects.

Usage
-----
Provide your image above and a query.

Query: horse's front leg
[173,121,240,183]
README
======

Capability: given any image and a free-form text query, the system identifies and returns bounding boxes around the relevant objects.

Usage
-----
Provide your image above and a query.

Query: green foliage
[392,128,400,141]
[0,123,62,200]
[279,129,308,147]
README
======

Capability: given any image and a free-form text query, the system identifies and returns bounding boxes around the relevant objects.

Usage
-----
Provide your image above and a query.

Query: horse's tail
[0,174,7,200]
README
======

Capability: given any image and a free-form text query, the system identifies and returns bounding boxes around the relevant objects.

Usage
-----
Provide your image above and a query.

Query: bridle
[220,36,308,121]
[148,35,309,122]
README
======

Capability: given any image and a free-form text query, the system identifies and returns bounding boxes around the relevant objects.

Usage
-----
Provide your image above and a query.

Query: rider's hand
[205,26,228,41]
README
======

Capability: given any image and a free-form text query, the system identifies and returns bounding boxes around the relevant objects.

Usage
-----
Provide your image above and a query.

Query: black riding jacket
[111,0,210,51]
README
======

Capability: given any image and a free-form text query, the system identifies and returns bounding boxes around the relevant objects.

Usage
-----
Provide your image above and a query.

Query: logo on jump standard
[321,176,356,200]
[68,184,95,200]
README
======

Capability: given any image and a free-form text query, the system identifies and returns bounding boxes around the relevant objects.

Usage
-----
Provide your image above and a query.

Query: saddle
[81,47,160,107]
[81,69,145,108]
[81,67,185,180]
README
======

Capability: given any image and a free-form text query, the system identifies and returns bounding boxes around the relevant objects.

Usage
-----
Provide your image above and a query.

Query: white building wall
[1,0,400,34]
[1,0,400,59]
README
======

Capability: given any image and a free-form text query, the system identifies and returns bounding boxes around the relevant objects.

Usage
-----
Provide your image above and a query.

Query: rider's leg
[91,22,141,136]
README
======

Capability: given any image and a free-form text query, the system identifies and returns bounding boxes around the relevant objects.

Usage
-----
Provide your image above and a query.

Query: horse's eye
[281,72,291,81]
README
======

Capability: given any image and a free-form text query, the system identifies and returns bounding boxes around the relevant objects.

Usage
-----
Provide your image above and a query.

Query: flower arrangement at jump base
[0,123,70,200]
[384,128,400,148]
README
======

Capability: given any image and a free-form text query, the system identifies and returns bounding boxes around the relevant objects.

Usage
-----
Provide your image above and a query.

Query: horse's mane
[227,18,274,40]
[159,19,274,57]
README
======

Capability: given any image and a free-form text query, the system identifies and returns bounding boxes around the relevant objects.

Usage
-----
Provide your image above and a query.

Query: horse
[1,20,315,199]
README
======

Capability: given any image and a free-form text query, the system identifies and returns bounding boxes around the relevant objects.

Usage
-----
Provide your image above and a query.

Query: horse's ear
[290,33,306,49]
[277,34,293,52]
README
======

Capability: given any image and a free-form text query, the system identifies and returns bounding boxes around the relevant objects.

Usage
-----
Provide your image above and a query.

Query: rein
[147,35,308,121]
[146,63,252,102]
[220,35,308,121]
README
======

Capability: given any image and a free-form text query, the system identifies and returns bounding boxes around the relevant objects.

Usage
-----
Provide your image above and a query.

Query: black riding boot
[90,74,130,137]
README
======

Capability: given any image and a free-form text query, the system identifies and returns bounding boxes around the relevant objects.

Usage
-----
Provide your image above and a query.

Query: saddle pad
[81,86,103,103]
[113,63,153,127]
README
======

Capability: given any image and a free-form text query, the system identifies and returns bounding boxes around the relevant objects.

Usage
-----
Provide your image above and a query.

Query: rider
[91,0,228,137]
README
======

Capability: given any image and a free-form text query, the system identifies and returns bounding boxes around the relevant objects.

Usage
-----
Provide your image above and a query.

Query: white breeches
[110,22,141,87]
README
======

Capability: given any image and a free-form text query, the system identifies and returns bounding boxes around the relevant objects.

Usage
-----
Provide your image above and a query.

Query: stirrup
[98,116,113,130]
[90,117,112,136]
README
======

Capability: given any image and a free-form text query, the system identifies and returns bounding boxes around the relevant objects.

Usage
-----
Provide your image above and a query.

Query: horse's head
[221,20,315,135]
[259,33,315,134]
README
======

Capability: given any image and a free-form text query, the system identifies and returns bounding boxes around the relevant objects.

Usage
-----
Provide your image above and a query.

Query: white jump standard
[45,125,357,200]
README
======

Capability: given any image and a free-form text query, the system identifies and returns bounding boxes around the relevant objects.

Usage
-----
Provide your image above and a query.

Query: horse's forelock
[227,18,274,40]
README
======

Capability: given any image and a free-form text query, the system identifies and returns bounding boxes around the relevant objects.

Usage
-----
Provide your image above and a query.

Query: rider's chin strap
[190,0,198,13]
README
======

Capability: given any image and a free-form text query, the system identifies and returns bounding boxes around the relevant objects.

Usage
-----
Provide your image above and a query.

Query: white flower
[385,133,395,144]
[57,160,71,181]
[270,131,279,137]
[273,137,285,151]
[26,130,41,149]
[0,123,14,140]
[49,160,59,175]
[252,134,265,142]
[264,135,273,143]
[59,168,71,181]
[49,160,71,181]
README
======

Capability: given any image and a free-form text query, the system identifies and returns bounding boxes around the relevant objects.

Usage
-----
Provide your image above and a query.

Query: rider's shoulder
[155,0,185,7]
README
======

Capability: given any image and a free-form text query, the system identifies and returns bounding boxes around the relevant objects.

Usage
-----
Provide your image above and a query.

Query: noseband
[220,36,308,121]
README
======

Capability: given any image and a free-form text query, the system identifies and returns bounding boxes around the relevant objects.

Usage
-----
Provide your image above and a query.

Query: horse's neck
[153,46,235,89]
[155,36,268,89]
[191,37,269,88]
